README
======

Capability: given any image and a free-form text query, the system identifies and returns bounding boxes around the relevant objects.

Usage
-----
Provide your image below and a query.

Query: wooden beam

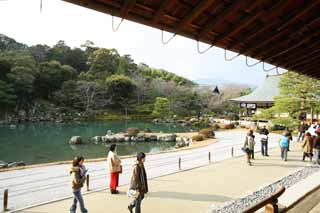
[209,0,263,45]
[242,1,320,56]
[197,0,244,40]
[252,13,320,59]
[271,36,320,67]
[226,0,289,49]
[265,33,320,63]
[303,68,320,77]
[289,57,320,71]
[120,0,136,17]
[288,54,320,70]
[258,24,320,66]
[175,0,215,32]
[151,0,173,24]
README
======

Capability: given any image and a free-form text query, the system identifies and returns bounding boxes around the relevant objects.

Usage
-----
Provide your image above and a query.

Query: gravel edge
[208,165,320,213]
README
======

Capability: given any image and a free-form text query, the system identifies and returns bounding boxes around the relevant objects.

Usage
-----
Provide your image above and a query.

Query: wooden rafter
[242,2,320,56]
[288,54,320,70]
[280,43,320,68]
[62,0,320,79]
[252,8,320,58]
[120,0,136,17]
[209,0,263,45]
[266,30,320,65]
[226,0,289,49]
[151,0,173,24]
[197,0,244,40]
[175,0,215,32]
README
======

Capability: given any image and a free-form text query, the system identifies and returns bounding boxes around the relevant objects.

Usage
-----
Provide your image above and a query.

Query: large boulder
[116,136,125,142]
[135,134,146,142]
[159,134,177,142]
[69,136,82,145]
[92,136,102,144]
[0,161,8,169]
[175,136,192,148]
[7,161,26,168]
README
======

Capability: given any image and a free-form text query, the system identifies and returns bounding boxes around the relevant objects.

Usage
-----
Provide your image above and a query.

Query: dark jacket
[259,128,269,136]
[314,136,320,150]
[130,162,148,194]
[70,166,86,191]
[299,124,307,132]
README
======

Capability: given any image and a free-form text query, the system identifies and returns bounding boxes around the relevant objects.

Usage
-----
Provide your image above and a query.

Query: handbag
[241,147,250,153]
[119,165,123,174]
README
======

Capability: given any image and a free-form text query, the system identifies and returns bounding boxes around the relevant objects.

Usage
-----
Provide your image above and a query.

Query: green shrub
[224,123,235,129]
[127,127,140,136]
[199,128,215,138]
[212,123,220,130]
[192,134,204,141]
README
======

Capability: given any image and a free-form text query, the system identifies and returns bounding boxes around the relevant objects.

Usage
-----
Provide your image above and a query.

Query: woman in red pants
[107,144,122,194]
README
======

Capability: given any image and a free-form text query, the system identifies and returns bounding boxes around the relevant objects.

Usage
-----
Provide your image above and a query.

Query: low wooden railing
[243,187,286,213]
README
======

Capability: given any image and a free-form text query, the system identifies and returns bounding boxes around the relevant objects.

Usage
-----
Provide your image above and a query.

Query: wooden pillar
[86,174,90,191]
[265,199,279,213]
[3,189,8,212]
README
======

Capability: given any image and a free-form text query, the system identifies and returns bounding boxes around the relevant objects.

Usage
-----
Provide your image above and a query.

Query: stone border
[208,166,320,213]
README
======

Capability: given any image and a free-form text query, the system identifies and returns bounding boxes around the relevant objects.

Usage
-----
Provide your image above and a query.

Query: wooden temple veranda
[63,0,320,78]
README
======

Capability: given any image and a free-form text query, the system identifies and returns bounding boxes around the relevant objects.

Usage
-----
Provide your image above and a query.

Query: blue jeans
[129,193,144,213]
[70,190,87,213]
[261,142,268,156]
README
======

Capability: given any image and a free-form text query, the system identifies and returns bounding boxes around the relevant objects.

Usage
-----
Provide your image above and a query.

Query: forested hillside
[0,34,246,121]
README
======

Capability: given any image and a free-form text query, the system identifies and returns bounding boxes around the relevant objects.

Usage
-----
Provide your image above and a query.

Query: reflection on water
[0,121,189,165]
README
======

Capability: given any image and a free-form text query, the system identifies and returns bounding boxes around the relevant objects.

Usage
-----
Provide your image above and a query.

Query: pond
[0,121,192,165]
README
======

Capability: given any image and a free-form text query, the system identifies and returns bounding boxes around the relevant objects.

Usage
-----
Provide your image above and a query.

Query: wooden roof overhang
[63,0,320,78]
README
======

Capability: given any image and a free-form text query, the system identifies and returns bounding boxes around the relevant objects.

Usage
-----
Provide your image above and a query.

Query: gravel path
[209,164,320,213]
[0,130,281,212]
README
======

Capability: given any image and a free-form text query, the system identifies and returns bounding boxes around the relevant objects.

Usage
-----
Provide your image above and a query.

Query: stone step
[286,186,320,213]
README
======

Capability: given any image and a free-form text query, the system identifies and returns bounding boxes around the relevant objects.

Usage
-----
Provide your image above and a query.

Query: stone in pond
[69,136,82,145]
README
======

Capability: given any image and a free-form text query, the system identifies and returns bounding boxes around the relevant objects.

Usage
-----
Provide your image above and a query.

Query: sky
[0,0,286,86]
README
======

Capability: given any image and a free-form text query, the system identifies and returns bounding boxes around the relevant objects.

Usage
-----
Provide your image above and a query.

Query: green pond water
[0,121,192,165]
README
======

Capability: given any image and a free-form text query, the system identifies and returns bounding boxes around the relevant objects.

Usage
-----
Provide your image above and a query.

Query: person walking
[243,130,255,166]
[279,132,290,161]
[107,144,122,194]
[128,152,148,213]
[302,132,313,162]
[260,125,269,156]
[313,131,320,165]
[297,122,307,142]
[284,128,292,151]
[70,156,88,213]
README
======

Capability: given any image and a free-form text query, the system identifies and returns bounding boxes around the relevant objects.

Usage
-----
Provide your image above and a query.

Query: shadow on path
[148,191,232,202]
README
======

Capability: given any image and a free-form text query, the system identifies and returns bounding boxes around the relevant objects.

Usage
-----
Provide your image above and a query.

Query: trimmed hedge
[127,127,140,136]
[192,134,204,141]
[224,123,235,129]
[199,128,215,138]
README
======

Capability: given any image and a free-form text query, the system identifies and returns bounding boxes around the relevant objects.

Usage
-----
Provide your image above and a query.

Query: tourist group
[242,122,320,166]
[70,144,147,213]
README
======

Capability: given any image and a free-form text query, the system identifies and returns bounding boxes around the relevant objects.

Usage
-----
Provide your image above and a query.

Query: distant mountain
[194,78,254,88]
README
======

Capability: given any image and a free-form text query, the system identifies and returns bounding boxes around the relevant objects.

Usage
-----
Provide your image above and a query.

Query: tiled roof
[231,75,281,103]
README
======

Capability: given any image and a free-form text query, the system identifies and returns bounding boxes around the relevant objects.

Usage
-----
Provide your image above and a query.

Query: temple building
[231,75,281,116]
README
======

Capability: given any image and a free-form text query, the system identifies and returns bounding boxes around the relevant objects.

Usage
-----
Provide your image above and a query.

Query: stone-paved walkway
[21,139,311,213]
